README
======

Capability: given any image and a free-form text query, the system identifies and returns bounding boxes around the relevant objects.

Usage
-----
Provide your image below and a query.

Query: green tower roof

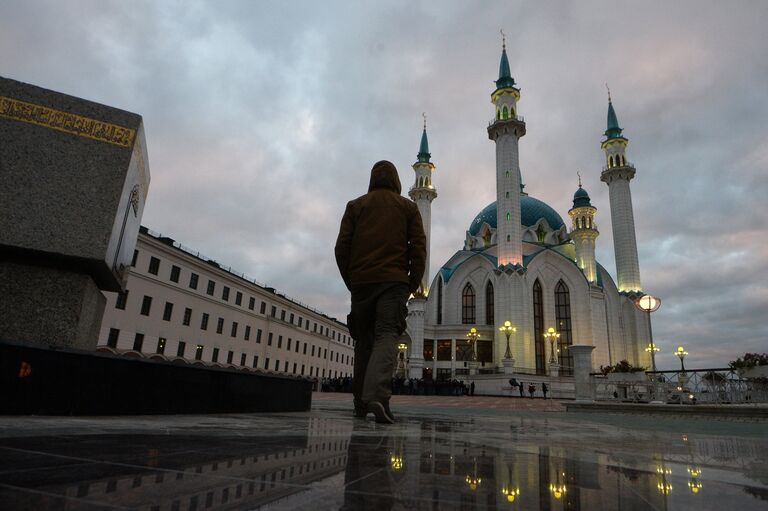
[572,187,592,208]
[495,47,516,90]
[604,100,624,140]
[417,128,431,163]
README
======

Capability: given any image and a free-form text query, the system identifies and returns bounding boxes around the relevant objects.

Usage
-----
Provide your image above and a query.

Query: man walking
[335,160,426,424]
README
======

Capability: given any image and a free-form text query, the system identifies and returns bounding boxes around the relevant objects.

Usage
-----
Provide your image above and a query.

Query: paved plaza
[0,393,766,510]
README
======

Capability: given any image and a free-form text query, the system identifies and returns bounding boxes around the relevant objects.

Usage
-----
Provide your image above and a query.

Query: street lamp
[544,327,560,365]
[635,294,661,372]
[499,320,516,360]
[466,327,480,362]
[675,345,688,372]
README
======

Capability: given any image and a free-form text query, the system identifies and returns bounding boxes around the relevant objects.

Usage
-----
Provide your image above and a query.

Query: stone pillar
[406,297,426,379]
[570,344,595,402]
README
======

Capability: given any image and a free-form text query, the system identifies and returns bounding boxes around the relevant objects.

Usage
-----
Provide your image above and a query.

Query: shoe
[367,401,395,424]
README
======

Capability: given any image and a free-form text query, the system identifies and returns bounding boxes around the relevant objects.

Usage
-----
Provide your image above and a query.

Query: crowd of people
[320,376,477,396]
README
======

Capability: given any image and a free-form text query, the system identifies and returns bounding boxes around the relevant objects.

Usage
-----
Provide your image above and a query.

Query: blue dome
[572,187,592,208]
[468,196,565,236]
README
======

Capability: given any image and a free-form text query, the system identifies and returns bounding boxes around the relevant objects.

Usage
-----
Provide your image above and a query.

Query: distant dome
[468,196,565,236]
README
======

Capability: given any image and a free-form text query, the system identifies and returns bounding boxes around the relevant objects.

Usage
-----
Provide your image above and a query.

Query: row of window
[422,339,494,363]
[106,329,351,378]
[136,250,351,345]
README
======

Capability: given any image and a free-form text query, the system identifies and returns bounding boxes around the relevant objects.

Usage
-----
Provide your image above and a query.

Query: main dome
[468,196,565,235]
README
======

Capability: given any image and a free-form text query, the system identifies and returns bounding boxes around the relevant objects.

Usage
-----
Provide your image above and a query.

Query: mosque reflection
[3,415,766,510]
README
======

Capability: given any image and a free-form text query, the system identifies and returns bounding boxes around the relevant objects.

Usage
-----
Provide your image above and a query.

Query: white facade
[99,229,354,380]
[405,48,652,381]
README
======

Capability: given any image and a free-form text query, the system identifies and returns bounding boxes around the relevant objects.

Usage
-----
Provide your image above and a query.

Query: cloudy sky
[2,1,766,369]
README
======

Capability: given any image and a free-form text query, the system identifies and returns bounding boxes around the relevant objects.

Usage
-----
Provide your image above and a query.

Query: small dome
[572,187,592,208]
[468,196,565,236]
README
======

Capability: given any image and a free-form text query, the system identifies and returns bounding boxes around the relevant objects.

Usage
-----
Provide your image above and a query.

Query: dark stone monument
[0,76,149,349]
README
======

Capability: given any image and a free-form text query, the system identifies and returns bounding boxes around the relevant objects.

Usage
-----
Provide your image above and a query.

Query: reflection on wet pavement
[0,399,766,510]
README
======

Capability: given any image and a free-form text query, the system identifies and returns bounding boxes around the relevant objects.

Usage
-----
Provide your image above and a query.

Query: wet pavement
[0,393,766,510]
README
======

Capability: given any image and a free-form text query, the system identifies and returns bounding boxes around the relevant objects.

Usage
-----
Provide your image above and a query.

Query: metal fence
[591,368,768,404]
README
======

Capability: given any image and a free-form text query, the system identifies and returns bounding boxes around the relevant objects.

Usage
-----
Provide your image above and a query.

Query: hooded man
[335,160,426,423]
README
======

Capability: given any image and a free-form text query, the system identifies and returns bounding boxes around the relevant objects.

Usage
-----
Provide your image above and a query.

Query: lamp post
[499,320,517,374]
[675,346,688,372]
[635,294,661,372]
[466,327,480,375]
[544,327,560,377]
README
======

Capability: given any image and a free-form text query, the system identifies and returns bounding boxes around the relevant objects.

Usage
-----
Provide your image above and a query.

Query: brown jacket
[335,160,426,293]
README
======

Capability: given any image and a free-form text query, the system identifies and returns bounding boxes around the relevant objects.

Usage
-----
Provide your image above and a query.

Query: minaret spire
[569,180,599,284]
[409,116,437,295]
[600,91,642,293]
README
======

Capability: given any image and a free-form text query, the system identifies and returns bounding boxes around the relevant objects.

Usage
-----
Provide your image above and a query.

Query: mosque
[403,41,652,381]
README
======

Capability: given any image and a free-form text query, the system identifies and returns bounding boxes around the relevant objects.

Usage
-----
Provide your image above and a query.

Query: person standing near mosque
[335,160,426,424]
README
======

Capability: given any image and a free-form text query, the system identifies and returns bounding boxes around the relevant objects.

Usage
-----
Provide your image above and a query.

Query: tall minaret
[487,33,526,267]
[408,114,437,296]
[600,91,642,292]
[568,175,599,283]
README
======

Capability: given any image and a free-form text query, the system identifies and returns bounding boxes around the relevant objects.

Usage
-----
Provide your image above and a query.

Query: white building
[405,41,652,381]
[98,228,354,380]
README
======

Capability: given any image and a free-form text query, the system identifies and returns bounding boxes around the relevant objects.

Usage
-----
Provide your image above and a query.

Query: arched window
[506,212,511,221]
[621,155,625,166]
[533,279,545,374]
[609,155,614,168]
[426,176,431,187]
[506,170,510,178]
[555,280,574,375]
[502,105,509,120]
[485,281,494,325]
[437,277,443,325]
[462,283,476,324]
[497,108,501,120]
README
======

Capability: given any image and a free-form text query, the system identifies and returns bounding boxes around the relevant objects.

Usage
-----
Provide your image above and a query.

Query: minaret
[487,33,526,267]
[408,114,437,296]
[600,90,642,292]
[568,174,599,283]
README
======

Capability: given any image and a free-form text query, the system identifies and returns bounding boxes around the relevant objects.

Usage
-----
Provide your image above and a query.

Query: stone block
[0,76,150,291]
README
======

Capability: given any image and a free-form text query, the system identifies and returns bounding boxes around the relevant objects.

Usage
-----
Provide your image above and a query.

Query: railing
[488,115,525,126]
[591,368,768,404]
[601,162,635,172]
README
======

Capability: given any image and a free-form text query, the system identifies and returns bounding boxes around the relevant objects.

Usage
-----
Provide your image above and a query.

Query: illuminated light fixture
[390,454,403,471]
[675,345,689,372]
[465,474,482,491]
[466,327,480,362]
[499,320,517,360]
[656,466,672,475]
[549,483,567,500]
[688,479,702,494]
[501,486,520,503]
[657,482,673,495]
[398,343,408,351]
[544,327,560,365]
[636,294,661,313]
[687,467,701,478]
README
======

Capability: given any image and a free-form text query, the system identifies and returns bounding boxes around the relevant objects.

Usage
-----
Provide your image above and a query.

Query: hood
[368,160,402,194]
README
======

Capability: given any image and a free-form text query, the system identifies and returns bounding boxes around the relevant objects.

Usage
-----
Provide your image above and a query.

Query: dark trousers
[349,282,409,406]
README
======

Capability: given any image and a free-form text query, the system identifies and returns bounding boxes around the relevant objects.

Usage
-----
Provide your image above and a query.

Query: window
[115,290,128,310]
[133,333,144,352]
[264,357,270,369]
[274,359,280,371]
[555,280,574,376]
[107,328,119,348]
[177,341,186,357]
[240,353,246,366]
[157,337,166,354]
[477,340,493,363]
[436,278,443,325]
[222,286,230,301]
[256,329,262,343]
[227,351,233,364]
[212,348,219,362]
[485,281,494,325]
[271,306,276,317]
[244,325,251,341]
[183,308,192,326]
[287,338,292,351]
[437,340,452,361]
[207,280,215,296]
[290,313,294,324]
[170,265,180,283]
[311,345,316,357]
[162,302,173,321]
[301,364,305,375]
[303,343,307,355]
[148,257,160,275]
[260,301,266,314]
[277,335,282,349]
[461,284,475,324]
[189,273,199,289]
[422,339,433,361]
[268,333,273,346]
[292,363,297,374]
[533,279,545,375]
[235,291,242,306]
[280,310,286,321]
[456,340,472,361]
[231,322,238,338]
[131,249,139,267]
[140,296,153,316]
[284,361,289,372]
[253,355,259,368]
[216,318,224,334]
[248,297,255,310]
[298,317,303,328]
[296,341,300,353]
[201,313,209,330]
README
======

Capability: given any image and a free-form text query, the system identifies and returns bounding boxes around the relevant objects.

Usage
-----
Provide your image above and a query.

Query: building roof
[468,196,566,236]
[572,187,592,208]
[605,100,624,140]
[417,128,431,163]
[495,47,516,90]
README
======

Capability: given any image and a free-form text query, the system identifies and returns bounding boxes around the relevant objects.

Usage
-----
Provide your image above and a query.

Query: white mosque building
[404,42,652,381]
